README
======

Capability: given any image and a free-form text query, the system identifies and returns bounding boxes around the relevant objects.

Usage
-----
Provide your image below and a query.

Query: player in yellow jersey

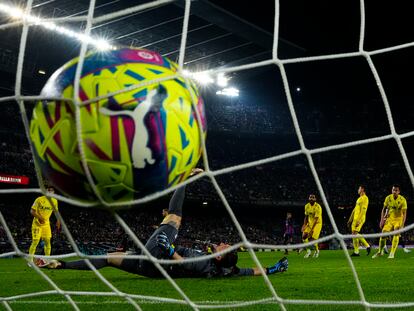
[28,186,60,262]
[372,184,407,259]
[302,194,323,258]
[346,185,371,256]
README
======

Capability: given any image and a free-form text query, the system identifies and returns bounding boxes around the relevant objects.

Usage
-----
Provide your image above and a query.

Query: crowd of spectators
[1,81,414,256]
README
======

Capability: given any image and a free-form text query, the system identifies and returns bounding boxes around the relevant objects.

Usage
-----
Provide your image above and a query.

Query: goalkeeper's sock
[62,258,108,270]
[391,235,399,254]
[352,238,359,254]
[168,186,186,217]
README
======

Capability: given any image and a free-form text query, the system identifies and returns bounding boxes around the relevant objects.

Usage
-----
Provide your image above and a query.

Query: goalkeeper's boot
[271,257,288,273]
[387,252,395,259]
[372,252,382,259]
[304,249,312,258]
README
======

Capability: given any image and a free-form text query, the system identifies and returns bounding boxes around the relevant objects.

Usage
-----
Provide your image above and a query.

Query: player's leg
[357,221,370,254]
[283,234,290,254]
[29,225,41,262]
[160,185,186,229]
[351,229,360,256]
[401,235,411,253]
[44,255,115,270]
[389,221,401,259]
[42,225,52,256]
[302,229,311,258]
[311,224,322,258]
[373,221,391,258]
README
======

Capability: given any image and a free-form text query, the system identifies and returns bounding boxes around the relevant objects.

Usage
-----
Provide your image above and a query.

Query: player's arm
[379,199,388,229]
[52,200,61,231]
[347,209,355,226]
[402,209,407,228]
[30,199,45,224]
[247,257,289,276]
[53,211,61,231]
[401,200,407,228]
[301,215,308,232]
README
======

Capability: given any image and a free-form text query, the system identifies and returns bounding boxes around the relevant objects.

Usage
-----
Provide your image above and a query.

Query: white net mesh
[1,0,414,310]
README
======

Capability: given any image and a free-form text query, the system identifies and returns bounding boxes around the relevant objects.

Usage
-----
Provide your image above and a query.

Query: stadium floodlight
[0,3,114,51]
[216,73,229,87]
[191,72,214,85]
[296,87,301,92]
[216,87,239,97]
[38,70,46,75]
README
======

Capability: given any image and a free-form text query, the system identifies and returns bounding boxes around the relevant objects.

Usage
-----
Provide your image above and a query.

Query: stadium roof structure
[0,0,305,83]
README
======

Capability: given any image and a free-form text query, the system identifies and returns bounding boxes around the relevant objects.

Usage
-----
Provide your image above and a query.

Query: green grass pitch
[0,250,413,310]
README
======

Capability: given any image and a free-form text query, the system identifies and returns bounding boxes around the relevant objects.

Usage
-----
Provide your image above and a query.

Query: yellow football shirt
[31,196,58,227]
[353,194,369,223]
[304,202,322,226]
[383,194,407,220]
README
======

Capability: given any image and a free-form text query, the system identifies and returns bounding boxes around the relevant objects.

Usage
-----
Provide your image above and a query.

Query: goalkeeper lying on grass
[37,169,288,278]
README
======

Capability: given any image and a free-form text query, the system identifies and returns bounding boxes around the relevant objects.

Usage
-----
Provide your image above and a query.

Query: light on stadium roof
[191,72,214,85]
[0,3,114,51]
[216,87,239,97]
[216,73,229,87]
[296,87,301,92]
[38,69,46,75]
[183,71,230,88]
[202,201,208,205]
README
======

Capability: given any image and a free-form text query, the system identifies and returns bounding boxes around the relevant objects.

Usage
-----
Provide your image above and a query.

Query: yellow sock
[379,237,386,252]
[29,239,40,261]
[314,243,319,252]
[303,238,309,250]
[353,238,359,253]
[391,236,399,254]
[44,238,51,256]
[358,235,370,248]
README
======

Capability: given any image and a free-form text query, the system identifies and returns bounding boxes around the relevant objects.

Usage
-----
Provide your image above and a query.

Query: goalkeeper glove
[156,231,175,257]
[266,257,288,274]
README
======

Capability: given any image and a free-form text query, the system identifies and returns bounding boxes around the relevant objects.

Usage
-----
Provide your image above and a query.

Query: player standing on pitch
[346,185,371,256]
[283,212,294,255]
[372,184,407,259]
[28,186,60,263]
[302,194,323,258]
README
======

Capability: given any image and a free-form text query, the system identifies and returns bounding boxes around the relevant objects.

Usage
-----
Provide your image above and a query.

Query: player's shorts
[32,224,52,240]
[303,223,322,240]
[351,220,365,232]
[120,224,178,277]
[382,218,403,234]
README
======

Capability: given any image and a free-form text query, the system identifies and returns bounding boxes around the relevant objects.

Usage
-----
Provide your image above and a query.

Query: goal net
[1,0,414,310]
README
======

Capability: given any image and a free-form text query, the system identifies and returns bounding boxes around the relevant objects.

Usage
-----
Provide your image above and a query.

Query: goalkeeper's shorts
[382,218,403,234]
[32,224,52,240]
[303,223,322,240]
